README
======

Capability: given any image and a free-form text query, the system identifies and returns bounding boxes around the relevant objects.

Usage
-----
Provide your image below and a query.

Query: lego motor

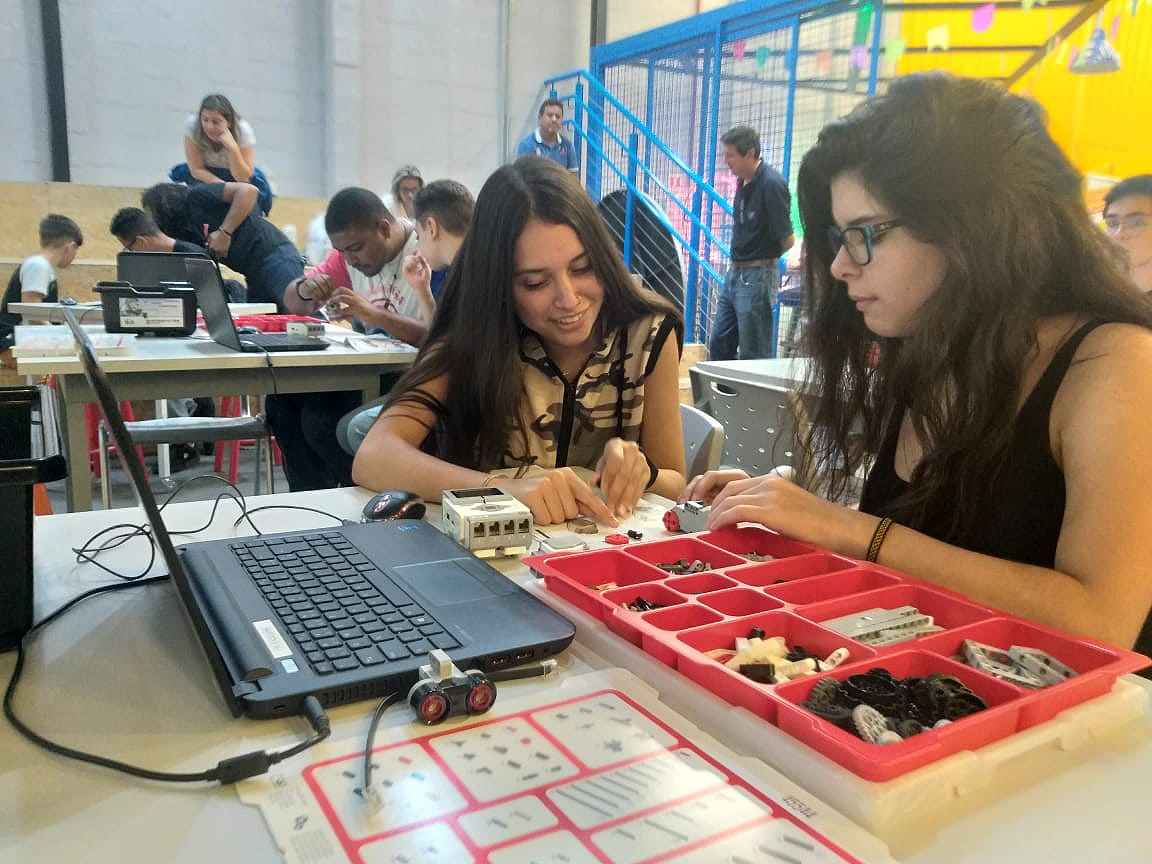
[663,500,710,533]
[407,649,497,725]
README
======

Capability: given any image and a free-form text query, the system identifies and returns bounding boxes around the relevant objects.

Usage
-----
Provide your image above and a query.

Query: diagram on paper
[239,677,889,864]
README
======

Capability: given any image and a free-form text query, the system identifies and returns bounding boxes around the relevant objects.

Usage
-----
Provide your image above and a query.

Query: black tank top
[859,321,1152,663]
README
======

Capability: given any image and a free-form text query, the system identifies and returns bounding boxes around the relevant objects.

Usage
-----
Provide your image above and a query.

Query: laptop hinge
[232,680,261,698]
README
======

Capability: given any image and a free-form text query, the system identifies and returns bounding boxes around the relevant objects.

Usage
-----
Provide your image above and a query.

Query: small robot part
[662,500,710,533]
[407,649,497,725]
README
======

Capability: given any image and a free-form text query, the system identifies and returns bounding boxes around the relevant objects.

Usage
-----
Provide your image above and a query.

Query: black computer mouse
[362,490,426,522]
[236,325,262,334]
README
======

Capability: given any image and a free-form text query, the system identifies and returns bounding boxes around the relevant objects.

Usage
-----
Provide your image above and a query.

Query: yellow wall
[1017,0,1152,182]
[898,0,1151,186]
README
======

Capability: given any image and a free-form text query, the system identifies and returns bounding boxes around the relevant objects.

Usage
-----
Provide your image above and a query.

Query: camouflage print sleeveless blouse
[500,313,679,472]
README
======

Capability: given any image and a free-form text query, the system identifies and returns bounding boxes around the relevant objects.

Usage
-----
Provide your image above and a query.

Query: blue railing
[540,68,735,345]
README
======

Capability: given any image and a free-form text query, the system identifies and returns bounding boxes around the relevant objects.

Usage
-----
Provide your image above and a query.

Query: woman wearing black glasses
[684,73,1152,657]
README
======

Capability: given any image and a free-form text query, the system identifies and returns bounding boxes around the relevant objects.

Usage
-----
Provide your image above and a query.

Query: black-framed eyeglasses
[826,219,903,266]
[1103,213,1150,235]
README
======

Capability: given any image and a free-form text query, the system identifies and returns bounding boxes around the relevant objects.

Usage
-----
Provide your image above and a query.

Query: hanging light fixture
[1070,12,1121,73]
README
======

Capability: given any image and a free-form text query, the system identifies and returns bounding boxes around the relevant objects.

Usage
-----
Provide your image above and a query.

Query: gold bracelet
[865,516,893,563]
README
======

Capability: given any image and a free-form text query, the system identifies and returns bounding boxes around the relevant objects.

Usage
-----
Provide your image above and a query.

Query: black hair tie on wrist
[642,450,659,490]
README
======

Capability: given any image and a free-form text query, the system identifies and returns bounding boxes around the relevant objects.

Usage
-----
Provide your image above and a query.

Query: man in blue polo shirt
[709,125,794,360]
[516,98,579,172]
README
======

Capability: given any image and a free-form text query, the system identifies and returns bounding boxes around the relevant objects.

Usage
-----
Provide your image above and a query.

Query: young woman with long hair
[685,74,1152,655]
[353,157,686,525]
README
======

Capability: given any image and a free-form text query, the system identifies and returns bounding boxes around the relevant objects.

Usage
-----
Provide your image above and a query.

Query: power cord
[3,577,330,784]
[71,474,344,581]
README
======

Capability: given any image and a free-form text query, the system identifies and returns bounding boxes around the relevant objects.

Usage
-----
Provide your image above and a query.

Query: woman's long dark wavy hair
[797,73,1152,540]
[388,156,680,470]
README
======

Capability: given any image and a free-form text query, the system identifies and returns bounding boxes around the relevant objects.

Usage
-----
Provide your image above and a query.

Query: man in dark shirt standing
[142,182,302,309]
[709,126,794,360]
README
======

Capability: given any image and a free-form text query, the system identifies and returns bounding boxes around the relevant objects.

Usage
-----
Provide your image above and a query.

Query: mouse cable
[236,504,346,527]
[3,577,330,785]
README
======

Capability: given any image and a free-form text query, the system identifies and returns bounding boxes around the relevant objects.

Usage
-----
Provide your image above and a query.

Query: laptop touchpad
[392,558,514,605]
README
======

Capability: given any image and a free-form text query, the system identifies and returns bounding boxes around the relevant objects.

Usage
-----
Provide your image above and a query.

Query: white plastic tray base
[237,668,897,864]
[533,581,1151,852]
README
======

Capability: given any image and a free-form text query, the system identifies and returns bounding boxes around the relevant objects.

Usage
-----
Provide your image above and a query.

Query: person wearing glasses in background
[682,74,1152,663]
[1103,175,1152,295]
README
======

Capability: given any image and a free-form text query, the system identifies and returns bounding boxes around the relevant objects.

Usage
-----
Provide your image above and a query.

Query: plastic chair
[689,366,802,476]
[98,409,274,508]
[679,403,725,478]
[214,395,281,482]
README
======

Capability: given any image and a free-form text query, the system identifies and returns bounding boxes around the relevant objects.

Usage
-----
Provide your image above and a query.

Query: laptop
[117,250,214,286]
[184,257,329,353]
[63,309,575,718]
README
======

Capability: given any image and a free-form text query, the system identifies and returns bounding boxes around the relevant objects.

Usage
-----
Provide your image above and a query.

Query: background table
[15,331,416,510]
[8,300,278,323]
[2,488,1150,862]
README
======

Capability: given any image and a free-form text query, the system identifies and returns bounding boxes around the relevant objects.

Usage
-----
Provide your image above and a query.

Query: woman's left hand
[593,437,650,518]
[707,473,871,555]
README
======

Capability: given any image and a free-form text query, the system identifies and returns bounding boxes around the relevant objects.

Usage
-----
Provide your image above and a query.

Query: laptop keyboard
[230,532,459,675]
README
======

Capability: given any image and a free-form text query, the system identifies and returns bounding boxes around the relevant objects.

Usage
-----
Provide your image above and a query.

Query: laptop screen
[117,250,213,286]
[183,257,244,350]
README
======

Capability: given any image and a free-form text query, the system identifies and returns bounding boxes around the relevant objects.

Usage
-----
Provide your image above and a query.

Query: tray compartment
[774,649,1023,781]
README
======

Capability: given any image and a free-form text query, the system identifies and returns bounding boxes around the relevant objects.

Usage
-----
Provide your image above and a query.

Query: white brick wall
[57,0,326,195]
[1,0,600,197]
[0,0,52,182]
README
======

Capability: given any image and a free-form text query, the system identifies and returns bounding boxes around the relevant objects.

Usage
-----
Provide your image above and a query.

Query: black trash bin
[0,385,67,650]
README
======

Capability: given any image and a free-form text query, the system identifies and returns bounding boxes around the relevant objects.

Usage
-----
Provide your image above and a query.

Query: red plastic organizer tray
[525,525,1150,782]
[195,313,323,333]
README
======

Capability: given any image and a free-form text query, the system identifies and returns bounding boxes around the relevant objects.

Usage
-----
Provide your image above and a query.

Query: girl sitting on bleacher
[169,94,273,215]
[352,157,686,526]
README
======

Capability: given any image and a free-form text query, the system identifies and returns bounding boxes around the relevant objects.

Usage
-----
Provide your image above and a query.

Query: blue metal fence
[543,0,897,348]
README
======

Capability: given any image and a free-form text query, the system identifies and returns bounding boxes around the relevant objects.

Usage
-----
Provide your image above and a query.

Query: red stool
[86,402,144,477]
[214,396,279,484]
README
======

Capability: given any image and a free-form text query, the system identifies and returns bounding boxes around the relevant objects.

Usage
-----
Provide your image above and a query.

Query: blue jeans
[169,163,274,216]
[708,262,778,360]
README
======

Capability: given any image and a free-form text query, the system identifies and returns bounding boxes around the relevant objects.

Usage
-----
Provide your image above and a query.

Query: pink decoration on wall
[1111,14,1120,38]
[815,49,833,73]
[972,2,996,32]
[850,45,869,69]
[733,39,746,60]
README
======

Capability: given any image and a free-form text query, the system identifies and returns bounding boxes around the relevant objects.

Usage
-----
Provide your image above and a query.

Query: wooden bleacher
[0,181,327,304]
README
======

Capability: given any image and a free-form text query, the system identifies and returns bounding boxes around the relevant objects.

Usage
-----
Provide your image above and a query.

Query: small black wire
[3,578,330,784]
[363,691,404,794]
[238,504,347,528]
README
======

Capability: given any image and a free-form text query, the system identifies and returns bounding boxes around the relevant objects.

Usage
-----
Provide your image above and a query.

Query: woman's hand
[214,126,239,151]
[502,468,616,527]
[706,473,870,555]
[206,229,232,257]
[592,438,649,518]
[679,469,749,504]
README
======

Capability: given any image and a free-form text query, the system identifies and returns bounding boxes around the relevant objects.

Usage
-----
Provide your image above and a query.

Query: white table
[691,356,811,391]
[15,330,416,511]
[8,301,278,323]
[2,488,1151,863]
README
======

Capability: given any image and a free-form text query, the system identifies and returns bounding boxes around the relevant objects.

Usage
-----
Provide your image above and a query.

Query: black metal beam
[1006,0,1109,84]
[39,0,70,181]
